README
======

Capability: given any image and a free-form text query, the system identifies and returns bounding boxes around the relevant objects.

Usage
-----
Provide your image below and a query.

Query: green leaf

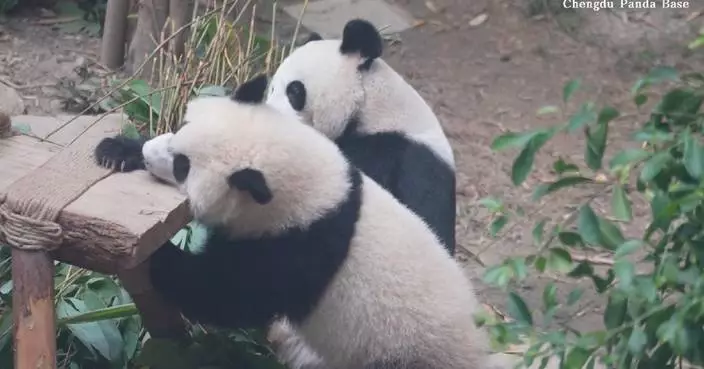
[563,79,581,103]
[511,143,537,186]
[483,265,512,287]
[547,247,573,273]
[10,122,31,134]
[597,106,620,125]
[537,105,560,115]
[564,347,592,369]
[567,102,597,132]
[478,197,503,212]
[489,215,509,237]
[597,217,625,249]
[532,219,548,245]
[508,257,528,280]
[121,123,141,140]
[567,288,583,305]
[491,131,537,151]
[558,231,584,247]
[511,130,555,186]
[646,66,679,84]
[57,299,114,361]
[639,151,671,182]
[611,185,633,222]
[608,148,650,169]
[568,261,595,279]
[577,205,601,245]
[657,88,703,126]
[57,303,138,325]
[613,259,635,289]
[552,157,580,174]
[614,240,642,259]
[683,132,704,180]
[604,294,627,329]
[634,93,648,107]
[689,34,704,49]
[507,292,533,326]
[197,84,230,97]
[585,114,610,170]
[533,176,593,201]
[534,256,547,272]
[542,283,557,310]
[627,325,648,355]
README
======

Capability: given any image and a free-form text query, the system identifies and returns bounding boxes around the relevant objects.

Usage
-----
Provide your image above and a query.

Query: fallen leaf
[412,19,426,28]
[685,10,702,22]
[425,1,439,13]
[469,13,488,27]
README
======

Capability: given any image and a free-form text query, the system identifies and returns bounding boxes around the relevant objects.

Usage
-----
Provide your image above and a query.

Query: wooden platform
[0,114,190,272]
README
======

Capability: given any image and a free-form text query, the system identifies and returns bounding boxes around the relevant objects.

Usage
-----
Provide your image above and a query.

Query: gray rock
[0,83,25,116]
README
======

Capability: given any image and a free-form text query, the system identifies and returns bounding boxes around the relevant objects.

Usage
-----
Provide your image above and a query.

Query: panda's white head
[266,19,455,167]
[266,19,383,139]
[164,75,353,238]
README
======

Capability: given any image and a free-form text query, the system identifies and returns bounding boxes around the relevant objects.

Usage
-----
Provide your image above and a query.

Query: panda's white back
[298,176,489,369]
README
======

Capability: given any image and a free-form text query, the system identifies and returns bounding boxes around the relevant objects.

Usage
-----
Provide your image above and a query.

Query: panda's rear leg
[94,135,148,172]
[267,318,328,369]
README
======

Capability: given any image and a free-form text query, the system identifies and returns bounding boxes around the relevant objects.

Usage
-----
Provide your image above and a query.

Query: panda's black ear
[232,74,268,104]
[227,168,273,205]
[302,32,323,45]
[340,19,383,62]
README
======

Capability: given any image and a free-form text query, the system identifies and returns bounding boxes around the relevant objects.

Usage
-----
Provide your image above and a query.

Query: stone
[283,0,416,39]
[0,83,25,116]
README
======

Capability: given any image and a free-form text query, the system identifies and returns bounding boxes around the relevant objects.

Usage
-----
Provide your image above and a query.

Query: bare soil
[2,0,703,346]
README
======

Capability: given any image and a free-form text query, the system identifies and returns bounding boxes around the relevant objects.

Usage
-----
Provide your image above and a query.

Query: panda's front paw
[94,135,147,172]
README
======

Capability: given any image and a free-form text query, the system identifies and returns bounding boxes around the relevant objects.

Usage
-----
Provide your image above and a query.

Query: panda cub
[144,76,493,369]
[267,19,457,255]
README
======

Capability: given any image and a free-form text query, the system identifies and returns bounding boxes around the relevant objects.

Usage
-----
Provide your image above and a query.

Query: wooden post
[118,261,188,339]
[12,250,56,369]
[101,0,130,69]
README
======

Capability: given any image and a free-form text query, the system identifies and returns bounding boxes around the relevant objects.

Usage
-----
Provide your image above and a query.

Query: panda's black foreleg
[148,241,233,326]
[149,239,279,329]
[94,135,149,172]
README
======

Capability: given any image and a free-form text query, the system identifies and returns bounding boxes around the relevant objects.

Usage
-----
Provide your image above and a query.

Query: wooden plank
[1,113,190,273]
[56,171,190,273]
[0,135,61,190]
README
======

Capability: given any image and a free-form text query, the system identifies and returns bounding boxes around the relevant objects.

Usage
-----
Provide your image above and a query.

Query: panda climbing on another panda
[266,19,456,256]
[139,76,494,369]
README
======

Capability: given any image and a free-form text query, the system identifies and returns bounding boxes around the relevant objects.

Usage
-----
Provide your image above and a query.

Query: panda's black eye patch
[172,154,190,183]
[286,81,306,112]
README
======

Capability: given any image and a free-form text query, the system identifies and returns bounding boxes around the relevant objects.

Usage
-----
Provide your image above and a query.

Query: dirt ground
[1,0,703,346]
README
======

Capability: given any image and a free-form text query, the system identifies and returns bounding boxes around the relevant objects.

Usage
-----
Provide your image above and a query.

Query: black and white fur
[266,19,457,256]
[143,78,493,369]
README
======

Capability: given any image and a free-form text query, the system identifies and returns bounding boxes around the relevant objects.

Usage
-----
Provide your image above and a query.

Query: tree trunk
[126,0,170,81]
[100,0,131,69]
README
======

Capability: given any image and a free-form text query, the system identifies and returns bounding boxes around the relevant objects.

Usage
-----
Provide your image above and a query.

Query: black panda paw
[94,135,148,172]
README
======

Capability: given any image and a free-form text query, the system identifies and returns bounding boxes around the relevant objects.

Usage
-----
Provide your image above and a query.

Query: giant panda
[142,76,493,369]
[266,19,457,256]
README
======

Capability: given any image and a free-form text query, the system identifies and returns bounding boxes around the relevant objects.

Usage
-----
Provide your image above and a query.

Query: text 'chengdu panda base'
[562,0,690,11]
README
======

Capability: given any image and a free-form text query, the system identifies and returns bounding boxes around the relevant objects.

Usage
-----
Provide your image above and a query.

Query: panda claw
[94,135,148,172]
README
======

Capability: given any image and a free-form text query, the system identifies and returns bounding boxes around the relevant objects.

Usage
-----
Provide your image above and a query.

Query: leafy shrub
[102,4,285,137]
[478,44,704,368]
